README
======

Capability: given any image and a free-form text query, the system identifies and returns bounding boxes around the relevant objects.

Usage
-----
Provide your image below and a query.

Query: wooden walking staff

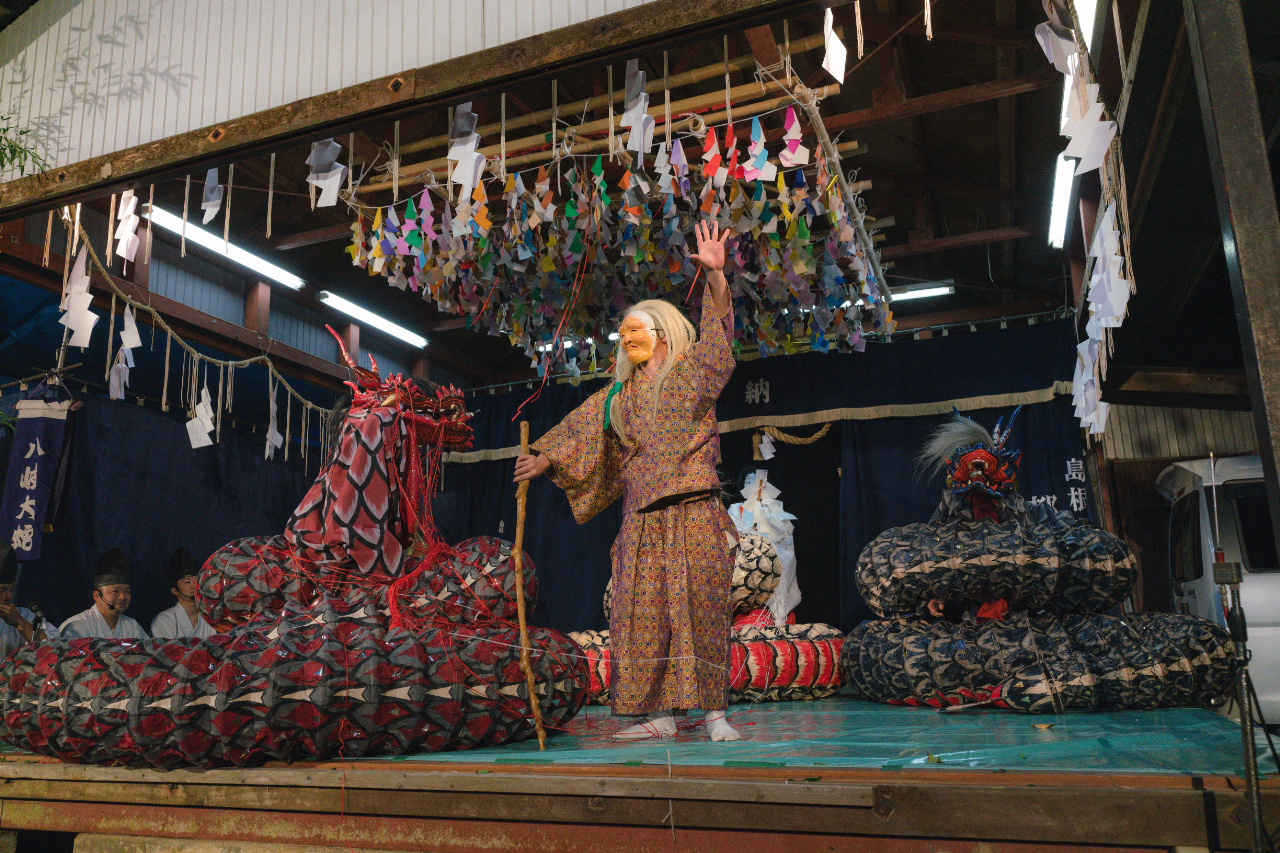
[513,420,547,749]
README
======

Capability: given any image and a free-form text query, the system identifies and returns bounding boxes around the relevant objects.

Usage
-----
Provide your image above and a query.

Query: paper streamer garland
[341,97,888,366]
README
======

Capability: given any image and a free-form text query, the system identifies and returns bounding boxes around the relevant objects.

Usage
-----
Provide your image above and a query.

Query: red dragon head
[943,406,1022,499]
[327,325,473,451]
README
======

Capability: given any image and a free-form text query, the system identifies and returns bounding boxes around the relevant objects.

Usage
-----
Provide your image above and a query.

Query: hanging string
[284,391,292,462]
[552,79,560,189]
[223,163,234,252]
[215,363,225,442]
[347,132,355,197]
[104,294,117,380]
[58,212,71,307]
[181,175,190,257]
[145,185,155,266]
[71,203,81,255]
[161,329,172,411]
[724,35,733,128]
[179,348,188,414]
[42,210,52,268]
[393,120,401,203]
[106,193,117,264]
[663,52,671,148]
[446,106,455,204]
[856,1,865,59]
[607,65,615,163]
[924,0,933,40]
[266,153,276,239]
[226,362,235,414]
[500,93,507,180]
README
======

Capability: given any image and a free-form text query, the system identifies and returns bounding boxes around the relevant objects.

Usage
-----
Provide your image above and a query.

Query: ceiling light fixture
[1047,0,1101,249]
[315,290,428,348]
[145,206,305,290]
[890,285,955,301]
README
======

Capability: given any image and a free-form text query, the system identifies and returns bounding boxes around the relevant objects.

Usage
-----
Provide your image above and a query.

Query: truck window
[1230,484,1279,572]
[1170,493,1203,583]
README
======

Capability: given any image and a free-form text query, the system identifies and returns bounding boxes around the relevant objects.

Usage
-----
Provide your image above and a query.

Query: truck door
[1169,492,1204,618]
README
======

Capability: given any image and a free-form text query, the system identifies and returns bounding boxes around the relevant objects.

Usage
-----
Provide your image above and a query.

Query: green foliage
[0,115,47,176]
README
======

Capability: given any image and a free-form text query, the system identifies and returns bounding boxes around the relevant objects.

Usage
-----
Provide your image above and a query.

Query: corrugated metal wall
[362,343,409,381]
[149,239,246,326]
[0,0,657,180]
[1101,404,1258,460]
[268,296,339,363]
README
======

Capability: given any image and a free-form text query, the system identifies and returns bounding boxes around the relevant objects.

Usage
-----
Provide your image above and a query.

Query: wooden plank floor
[0,753,1273,850]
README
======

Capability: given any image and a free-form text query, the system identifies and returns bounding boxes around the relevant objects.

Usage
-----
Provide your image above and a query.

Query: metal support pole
[1216,558,1266,853]
[1182,0,1280,547]
[792,83,890,306]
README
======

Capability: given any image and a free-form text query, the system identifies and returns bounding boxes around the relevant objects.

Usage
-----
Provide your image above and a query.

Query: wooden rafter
[879,225,1036,260]
[822,71,1060,134]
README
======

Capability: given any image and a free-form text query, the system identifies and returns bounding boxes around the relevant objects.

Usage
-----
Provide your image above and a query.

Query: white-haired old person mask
[618,310,661,365]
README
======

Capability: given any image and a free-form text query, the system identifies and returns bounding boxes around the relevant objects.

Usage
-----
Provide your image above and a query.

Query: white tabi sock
[613,710,677,742]
[705,711,740,742]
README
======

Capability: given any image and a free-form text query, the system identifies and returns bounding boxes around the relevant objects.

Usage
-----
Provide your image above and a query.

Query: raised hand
[692,220,731,271]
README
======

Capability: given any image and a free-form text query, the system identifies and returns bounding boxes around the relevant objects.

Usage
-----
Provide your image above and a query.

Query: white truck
[1157,455,1280,720]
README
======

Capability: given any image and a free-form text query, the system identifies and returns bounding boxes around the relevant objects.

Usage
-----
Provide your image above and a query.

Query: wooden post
[1183,0,1280,549]
[340,322,360,369]
[410,351,430,381]
[245,281,271,334]
[513,421,546,749]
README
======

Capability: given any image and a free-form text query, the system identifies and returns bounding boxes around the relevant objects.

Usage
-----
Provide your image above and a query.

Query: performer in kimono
[515,221,739,742]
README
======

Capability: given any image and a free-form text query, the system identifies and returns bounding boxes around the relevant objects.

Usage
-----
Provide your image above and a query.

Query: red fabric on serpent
[0,370,588,768]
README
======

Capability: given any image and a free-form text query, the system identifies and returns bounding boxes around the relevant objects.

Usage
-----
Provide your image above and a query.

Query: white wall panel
[0,0,658,180]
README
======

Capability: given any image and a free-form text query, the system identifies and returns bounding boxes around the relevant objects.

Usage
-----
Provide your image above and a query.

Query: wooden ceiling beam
[273,223,357,251]
[890,296,1061,331]
[1110,368,1248,398]
[822,70,1061,133]
[856,167,1047,208]
[879,224,1036,260]
[743,25,783,68]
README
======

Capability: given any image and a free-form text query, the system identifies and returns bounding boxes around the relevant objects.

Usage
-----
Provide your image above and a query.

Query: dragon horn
[995,405,1024,450]
[325,324,380,389]
[367,352,380,378]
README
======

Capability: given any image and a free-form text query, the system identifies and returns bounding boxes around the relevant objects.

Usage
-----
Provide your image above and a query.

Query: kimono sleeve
[683,301,736,413]
[531,386,625,524]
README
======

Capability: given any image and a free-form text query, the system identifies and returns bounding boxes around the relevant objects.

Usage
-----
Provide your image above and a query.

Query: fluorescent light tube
[315,290,428,348]
[1048,1,1099,248]
[146,206,305,290]
[1048,154,1075,248]
[890,285,954,301]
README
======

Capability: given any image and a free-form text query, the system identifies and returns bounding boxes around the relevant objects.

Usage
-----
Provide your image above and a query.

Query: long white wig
[607,298,696,442]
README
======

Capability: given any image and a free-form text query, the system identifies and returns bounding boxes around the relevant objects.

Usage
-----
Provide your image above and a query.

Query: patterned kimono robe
[533,305,736,714]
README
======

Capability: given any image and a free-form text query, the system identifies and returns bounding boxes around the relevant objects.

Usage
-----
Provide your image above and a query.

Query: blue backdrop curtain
[4,393,315,630]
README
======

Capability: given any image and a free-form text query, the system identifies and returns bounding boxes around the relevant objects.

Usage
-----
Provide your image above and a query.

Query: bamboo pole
[793,81,888,303]
[358,83,842,195]
[513,421,546,750]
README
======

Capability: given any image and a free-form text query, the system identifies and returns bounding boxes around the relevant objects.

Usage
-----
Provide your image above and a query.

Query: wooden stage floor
[0,697,1274,852]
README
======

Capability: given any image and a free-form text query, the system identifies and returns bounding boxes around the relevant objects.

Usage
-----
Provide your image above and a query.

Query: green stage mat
[384,697,1277,776]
